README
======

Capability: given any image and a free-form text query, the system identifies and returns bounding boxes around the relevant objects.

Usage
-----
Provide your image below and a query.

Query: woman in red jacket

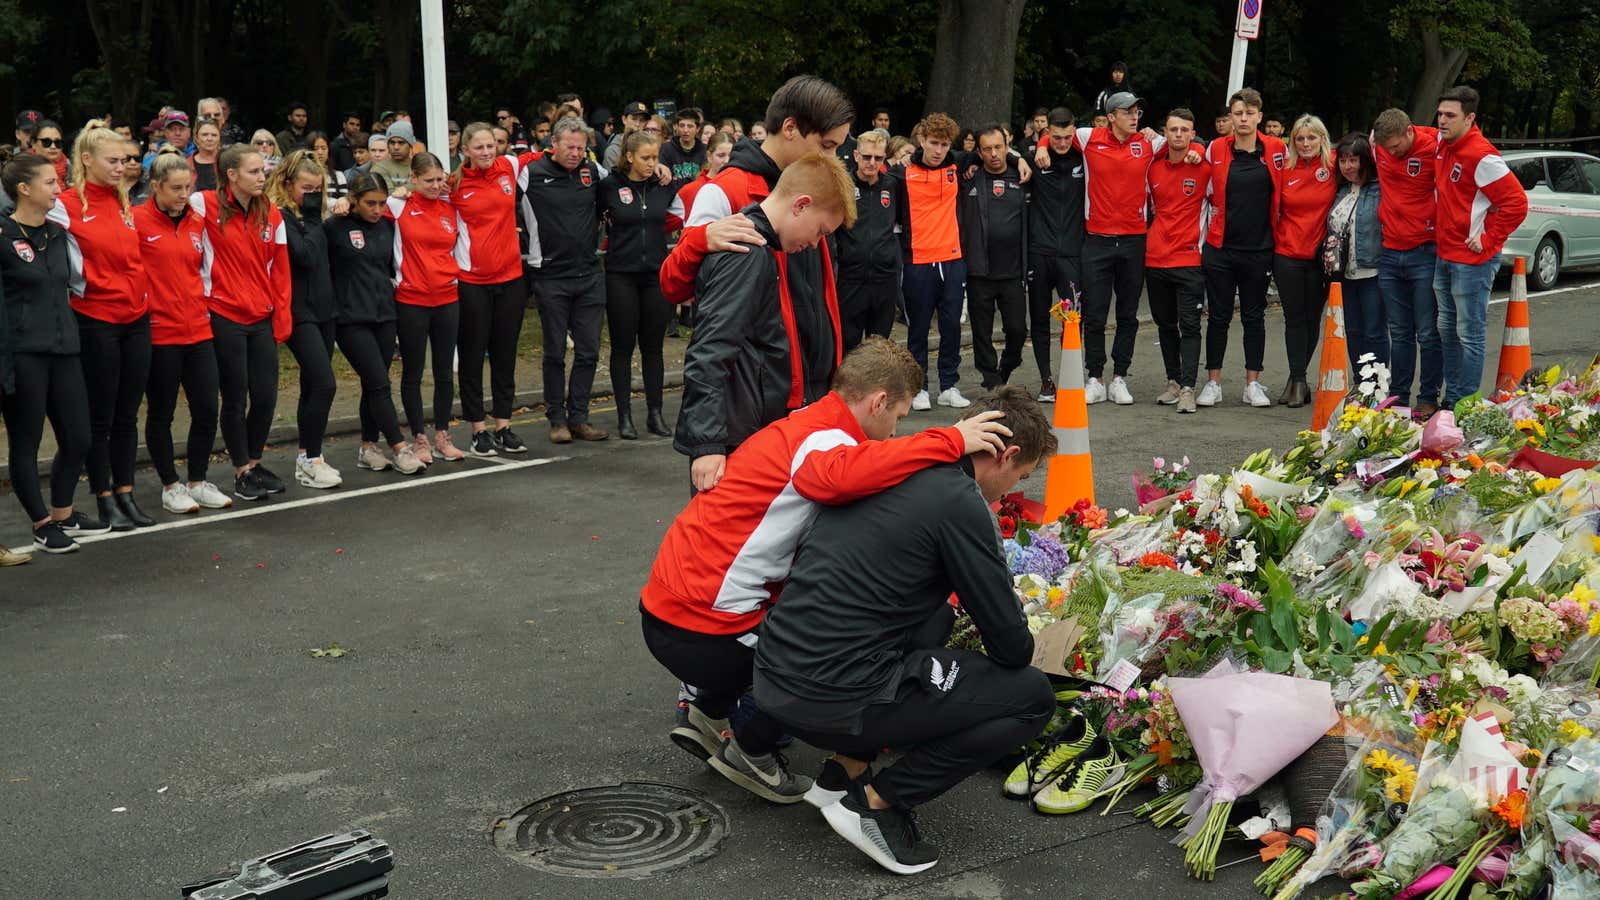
[134,153,231,514]
[1271,114,1338,408]
[190,143,292,502]
[393,152,466,465]
[450,122,535,457]
[50,122,154,531]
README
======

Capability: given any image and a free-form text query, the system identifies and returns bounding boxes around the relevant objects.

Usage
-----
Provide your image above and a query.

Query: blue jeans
[1341,276,1387,372]
[1434,257,1500,405]
[903,259,967,392]
[1378,244,1442,406]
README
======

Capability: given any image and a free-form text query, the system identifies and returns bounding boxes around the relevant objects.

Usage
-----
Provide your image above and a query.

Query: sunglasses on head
[35,137,61,148]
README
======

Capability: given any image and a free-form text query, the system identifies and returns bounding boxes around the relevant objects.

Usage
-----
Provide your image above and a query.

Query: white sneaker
[911,390,931,411]
[1084,377,1107,404]
[391,443,426,475]
[1108,377,1134,405]
[295,456,343,489]
[186,481,233,509]
[1243,381,1273,408]
[357,445,392,471]
[1196,380,1223,407]
[161,483,199,514]
[937,387,971,408]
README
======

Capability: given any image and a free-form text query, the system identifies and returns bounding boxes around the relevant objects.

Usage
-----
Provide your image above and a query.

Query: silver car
[1501,150,1600,291]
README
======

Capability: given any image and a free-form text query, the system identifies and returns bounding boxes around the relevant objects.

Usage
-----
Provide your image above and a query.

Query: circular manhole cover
[493,781,729,878]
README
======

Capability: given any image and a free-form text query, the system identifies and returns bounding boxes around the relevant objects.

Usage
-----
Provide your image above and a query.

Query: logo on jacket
[1315,166,1331,182]
[349,230,365,250]
[880,189,891,208]
[929,657,960,692]
[260,225,272,242]
[618,187,634,205]
[1271,152,1286,170]
[1072,165,1083,178]
[1450,162,1463,183]
[1130,142,1144,158]
[579,168,593,187]
[1182,177,1197,196]
[992,179,1006,197]
[190,233,203,252]
[440,216,455,233]
[853,186,861,199]
[1407,158,1423,177]
[945,168,956,184]
[12,240,33,262]
[498,175,513,195]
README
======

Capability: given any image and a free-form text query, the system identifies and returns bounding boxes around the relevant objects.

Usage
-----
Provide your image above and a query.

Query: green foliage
[1389,0,1542,88]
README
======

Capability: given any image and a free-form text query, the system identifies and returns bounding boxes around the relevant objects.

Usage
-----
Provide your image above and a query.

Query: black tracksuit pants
[1273,254,1326,381]
[535,273,605,427]
[287,321,337,458]
[457,279,525,423]
[1027,253,1079,382]
[967,275,1027,387]
[145,340,220,485]
[1203,245,1273,373]
[1079,235,1144,379]
[1145,266,1206,388]
[606,270,670,411]
[336,321,404,447]
[2,352,90,522]
[397,301,459,434]
[640,605,783,756]
[76,312,151,493]
[209,314,277,469]
[838,275,899,352]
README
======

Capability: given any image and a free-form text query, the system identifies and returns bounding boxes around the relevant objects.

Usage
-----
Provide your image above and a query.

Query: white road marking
[1490,280,1600,306]
[73,456,568,544]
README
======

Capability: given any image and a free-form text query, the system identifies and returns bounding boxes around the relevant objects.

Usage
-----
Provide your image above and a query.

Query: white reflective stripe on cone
[1321,369,1347,392]
[1057,346,1086,391]
[1052,427,1091,455]
[1504,326,1529,346]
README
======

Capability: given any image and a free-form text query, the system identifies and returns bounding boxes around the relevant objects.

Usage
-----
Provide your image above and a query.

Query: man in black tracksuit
[1025,107,1086,397]
[833,133,901,351]
[752,387,1055,875]
[521,119,609,442]
[959,126,1028,389]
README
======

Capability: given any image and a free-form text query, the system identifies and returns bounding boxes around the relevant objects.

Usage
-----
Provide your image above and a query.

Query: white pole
[1226,34,1249,100]
[419,0,449,157]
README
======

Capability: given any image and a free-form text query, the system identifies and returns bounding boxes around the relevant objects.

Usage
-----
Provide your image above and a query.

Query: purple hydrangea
[1015,532,1073,578]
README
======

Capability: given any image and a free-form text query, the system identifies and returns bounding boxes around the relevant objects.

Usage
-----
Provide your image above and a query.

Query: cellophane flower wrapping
[1548,815,1600,900]
[1351,773,1484,899]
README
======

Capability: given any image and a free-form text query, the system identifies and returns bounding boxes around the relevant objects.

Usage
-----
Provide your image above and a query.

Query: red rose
[998,515,1017,538]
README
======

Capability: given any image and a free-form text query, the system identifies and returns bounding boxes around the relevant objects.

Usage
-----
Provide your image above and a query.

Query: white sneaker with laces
[1196,380,1223,407]
[1108,377,1134,405]
[161,483,199,514]
[1084,377,1107,404]
[296,456,343,489]
[937,387,971,408]
[911,390,931,411]
[357,445,392,471]
[1243,381,1273,408]
[186,481,233,509]
[391,443,426,475]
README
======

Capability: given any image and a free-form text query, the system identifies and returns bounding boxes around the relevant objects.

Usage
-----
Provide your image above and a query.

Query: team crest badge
[853,187,861,199]
[1407,158,1422,177]
[880,189,891,208]
[498,175,513,195]
[1130,142,1144,158]
[992,179,1006,197]
[580,168,593,187]
[260,225,272,242]
[1182,177,1196,196]
[1315,167,1331,182]
[190,233,203,252]
[945,168,956,184]
[441,216,455,233]
[1271,152,1286,170]
[619,187,634,205]
[349,230,365,250]
[12,240,33,262]
[1450,162,1463,183]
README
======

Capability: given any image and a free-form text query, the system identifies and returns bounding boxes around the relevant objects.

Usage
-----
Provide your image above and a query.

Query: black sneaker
[55,510,111,536]
[670,699,728,762]
[234,469,269,502]
[253,465,286,494]
[805,758,859,809]
[821,790,940,875]
[32,522,80,554]
[468,431,497,457]
[494,426,527,454]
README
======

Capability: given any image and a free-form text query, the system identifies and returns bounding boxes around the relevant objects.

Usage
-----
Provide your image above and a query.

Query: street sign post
[1226,0,1263,100]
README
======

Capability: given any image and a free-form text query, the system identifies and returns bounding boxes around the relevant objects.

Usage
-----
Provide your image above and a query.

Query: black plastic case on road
[178,830,393,900]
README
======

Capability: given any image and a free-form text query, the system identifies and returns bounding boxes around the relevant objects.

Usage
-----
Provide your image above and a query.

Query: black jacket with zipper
[520,154,604,280]
[835,169,903,282]
[597,170,688,273]
[958,160,1028,279]
[0,214,77,362]
[280,205,335,325]
[1027,145,1087,259]
[323,214,397,324]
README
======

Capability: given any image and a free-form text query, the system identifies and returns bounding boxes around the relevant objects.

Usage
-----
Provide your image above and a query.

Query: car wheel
[1529,234,1561,292]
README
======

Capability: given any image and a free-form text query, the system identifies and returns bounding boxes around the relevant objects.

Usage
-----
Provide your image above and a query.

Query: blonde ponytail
[71,119,133,224]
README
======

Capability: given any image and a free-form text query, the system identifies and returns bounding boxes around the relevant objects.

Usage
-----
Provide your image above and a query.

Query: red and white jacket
[452,152,540,285]
[659,158,777,304]
[1433,126,1529,266]
[642,391,965,638]
[1274,154,1339,260]
[189,189,292,340]
[50,182,148,324]
[132,201,211,346]
[1145,154,1210,268]
[1202,133,1290,250]
[1373,125,1439,251]
[387,194,467,307]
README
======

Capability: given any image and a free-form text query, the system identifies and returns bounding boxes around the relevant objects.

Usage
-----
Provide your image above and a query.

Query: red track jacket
[190,188,292,340]
[132,201,211,345]
[1433,126,1529,265]
[50,183,148,324]
[1202,133,1290,250]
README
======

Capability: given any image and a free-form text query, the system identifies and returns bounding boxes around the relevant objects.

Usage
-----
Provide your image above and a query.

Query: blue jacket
[1329,180,1384,271]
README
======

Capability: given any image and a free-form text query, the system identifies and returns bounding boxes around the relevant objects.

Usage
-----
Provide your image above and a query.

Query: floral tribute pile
[957,361,1600,897]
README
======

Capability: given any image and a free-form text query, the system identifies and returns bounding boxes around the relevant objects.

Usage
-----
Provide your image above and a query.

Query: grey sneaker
[707,736,813,804]
[1156,380,1182,405]
[670,699,729,762]
[1177,386,1198,413]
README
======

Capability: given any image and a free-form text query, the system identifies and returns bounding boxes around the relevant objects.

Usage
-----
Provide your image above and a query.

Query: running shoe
[162,483,199,514]
[1108,376,1135,405]
[937,387,971,408]
[670,699,729,762]
[468,430,497,457]
[1177,387,1198,414]
[356,445,392,471]
[1032,736,1124,815]
[411,435,434,466]
[0,544,31,566]
[494,426,528,453]
[31,522,79,555]
[433,431,466,461]
[1243,381,1273,408]
[187,482,233,509]
[391,444,426,475]
[822,791,940,875]
[1002,712,1098,798]
[707,737,813,804]
[56,510,111,535]
[1155,380,1182,405]
[911,390,931,411]
[1084,377,1107,404]
[254,465,287,494]
[295,457,343,489]
[234,469,270,502]
[1037,377,1057,403]
[1196,379,1223,407]
[805,758,859,809]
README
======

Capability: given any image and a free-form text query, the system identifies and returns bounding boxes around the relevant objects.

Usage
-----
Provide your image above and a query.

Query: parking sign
[1237,0,1263,39]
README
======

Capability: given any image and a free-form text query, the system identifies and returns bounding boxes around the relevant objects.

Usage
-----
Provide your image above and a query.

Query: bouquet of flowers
[1133,456,1194,509]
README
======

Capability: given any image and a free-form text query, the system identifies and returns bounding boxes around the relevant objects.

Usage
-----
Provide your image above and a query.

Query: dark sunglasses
[857,153,885,162]
[35,137,61,148]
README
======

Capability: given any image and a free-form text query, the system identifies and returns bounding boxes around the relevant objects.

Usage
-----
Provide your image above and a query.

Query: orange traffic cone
[1044,315,1094,521]
[1494,256,1531,398]
[1310,282,1350,432]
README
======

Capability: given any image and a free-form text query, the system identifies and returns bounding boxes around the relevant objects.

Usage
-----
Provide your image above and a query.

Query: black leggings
[76,312,151,493]
[456,279,524,422]
[210,314,278,469]
[145,341,220,485]
[287,320,337,458]
[2,353,91,523]
[396,301,459,435]
[605,270,670,409]
[1274,254,1327,381]
[336,321,404,447]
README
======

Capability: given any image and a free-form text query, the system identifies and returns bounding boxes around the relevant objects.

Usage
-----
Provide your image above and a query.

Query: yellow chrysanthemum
[1416,458,1442,470]
[1384,769,1417,804]
[1573,583,1597,605]
[1533,477,1563,495]
[1559,720,1593,743]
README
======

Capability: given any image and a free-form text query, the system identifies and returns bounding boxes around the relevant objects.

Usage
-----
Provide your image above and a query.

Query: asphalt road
[3,277,1598,899]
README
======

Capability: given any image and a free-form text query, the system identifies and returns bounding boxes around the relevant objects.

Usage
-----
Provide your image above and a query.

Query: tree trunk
[85,0,156,126]
[1408,29,1468,125]
[373,0,416,114]
[924,0,1028,130]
